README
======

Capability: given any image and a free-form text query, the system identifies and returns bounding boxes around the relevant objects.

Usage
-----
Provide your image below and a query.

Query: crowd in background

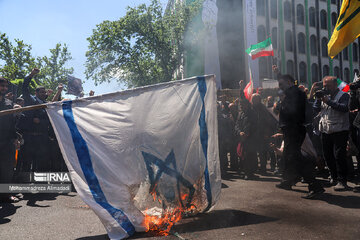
[2,64,360,202]
[217,65,360,199]
[0,68,95,203]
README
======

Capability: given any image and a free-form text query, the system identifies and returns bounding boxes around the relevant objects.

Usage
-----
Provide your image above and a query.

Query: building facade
[169,0,360,89]
[257,0,359,89]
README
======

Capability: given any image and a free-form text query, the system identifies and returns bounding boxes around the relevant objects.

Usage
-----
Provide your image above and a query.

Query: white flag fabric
[46,75,221,239]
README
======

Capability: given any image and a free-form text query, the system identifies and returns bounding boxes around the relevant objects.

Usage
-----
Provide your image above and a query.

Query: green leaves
[0,32,73,97]
[37,43,74,92]
[85,0,203,88]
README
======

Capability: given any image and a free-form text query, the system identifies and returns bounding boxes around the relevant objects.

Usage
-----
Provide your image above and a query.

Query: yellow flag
[328,0,360,58]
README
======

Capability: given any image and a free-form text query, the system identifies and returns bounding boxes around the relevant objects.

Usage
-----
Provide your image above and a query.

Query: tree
[37,43,74,91]
[85,0,202,88]
[0,32,37,81]
[0,32,73,96]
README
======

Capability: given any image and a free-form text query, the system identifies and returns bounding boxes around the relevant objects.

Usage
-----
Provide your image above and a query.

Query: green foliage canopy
[85,0,202,88]
[0,32,74,96]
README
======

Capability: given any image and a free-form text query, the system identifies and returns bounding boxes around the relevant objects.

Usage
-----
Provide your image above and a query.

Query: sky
[0,0,167,96]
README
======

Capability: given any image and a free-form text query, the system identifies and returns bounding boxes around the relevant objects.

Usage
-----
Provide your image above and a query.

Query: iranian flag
[245,38,274,60]
[244,69,253,101]
[337,78,350,92]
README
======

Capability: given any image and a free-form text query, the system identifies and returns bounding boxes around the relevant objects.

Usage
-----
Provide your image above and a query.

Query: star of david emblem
[141,150,195,208]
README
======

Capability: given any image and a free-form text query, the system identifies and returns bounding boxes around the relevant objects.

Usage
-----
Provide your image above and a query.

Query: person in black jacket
[17,68,52,173]
[349,78,360,192]
[276,74,324,199]
[235,98,257,180]
[0,77,20,202]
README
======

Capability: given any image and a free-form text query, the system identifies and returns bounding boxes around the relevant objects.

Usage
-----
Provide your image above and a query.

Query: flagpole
[0,104,47,117]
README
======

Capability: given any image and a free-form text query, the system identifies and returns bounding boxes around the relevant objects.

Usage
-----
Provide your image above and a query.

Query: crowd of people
[2,65,360,202]
[0,68,80,203]
[218,65,360,199]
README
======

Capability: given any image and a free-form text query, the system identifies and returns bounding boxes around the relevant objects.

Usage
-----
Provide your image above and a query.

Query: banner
[245,0,260,88]
[328,0,360,58]
[202,0,222,89]
[46,75,221,239]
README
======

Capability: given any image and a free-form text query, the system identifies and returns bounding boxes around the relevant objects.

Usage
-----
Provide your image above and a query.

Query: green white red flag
[245,38,274,60]
[337,78,350,92]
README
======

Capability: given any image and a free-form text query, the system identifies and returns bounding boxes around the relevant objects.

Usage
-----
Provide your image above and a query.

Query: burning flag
[245,38,274,60]
[46,75,221,239]
[337,78,350,92]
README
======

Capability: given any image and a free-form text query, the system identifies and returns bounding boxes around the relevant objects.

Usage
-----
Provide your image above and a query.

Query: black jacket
[0,98,17,145]
[235,107,257,142]
[279,86,306,128]
[17,75,50,134]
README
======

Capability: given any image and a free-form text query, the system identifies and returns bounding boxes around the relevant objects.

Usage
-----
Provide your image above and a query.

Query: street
[1,172,360,240]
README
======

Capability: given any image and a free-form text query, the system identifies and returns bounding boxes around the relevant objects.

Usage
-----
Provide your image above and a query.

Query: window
[354,43,358,62]
[320,10,327,29]
[284,1,292,22]
[310,35,317,56]
[259,58,268,79]
[298,33,306,54]
[299,62,307,83]
[312,63,319,82]
[272,27,278,49]
[257,0,265,16]
[287,60,294,77]
[309,7,316,27]
[322,38,328,57]
[297,4,305,25]
[323,65,330,77]
[334,66,340,77]
[271,0,277,19]
[331,13,337,28]
[286,30,293,51]
[344,68,350,83]
[257,25,266,42]
[343,47,349,60]
[331,0,336,4]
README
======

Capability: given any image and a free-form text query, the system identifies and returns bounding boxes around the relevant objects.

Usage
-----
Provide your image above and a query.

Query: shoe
[301,188,325,199]
[353,186,360,193]
[329,178,337,186]
[334,182,349,191]
[276,182,292,190]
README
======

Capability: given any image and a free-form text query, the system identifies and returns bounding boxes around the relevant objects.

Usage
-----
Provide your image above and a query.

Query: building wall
[255,0,359,89]
[170,0,360,89]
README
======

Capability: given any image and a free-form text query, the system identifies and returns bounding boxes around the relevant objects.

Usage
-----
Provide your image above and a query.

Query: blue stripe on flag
[62,101,135,236]
[196,77,212,212]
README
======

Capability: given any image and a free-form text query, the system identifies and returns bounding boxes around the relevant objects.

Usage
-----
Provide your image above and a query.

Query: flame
[143,207,183,236]
[180,193,188,201]
[143,193,195,236]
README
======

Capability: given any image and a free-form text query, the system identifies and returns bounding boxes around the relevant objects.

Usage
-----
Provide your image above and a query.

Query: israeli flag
[46,75,221,239]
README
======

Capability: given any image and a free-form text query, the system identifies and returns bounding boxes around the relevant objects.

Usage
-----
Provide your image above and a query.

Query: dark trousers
[0,143,15,199]
[321,131,349,183]
[282,126,321,191]
[258,144,276,172]
[242,141,257,176]
[17,133,50,173]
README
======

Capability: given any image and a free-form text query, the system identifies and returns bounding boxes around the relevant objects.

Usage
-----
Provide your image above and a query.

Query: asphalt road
[1,172,360,240]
